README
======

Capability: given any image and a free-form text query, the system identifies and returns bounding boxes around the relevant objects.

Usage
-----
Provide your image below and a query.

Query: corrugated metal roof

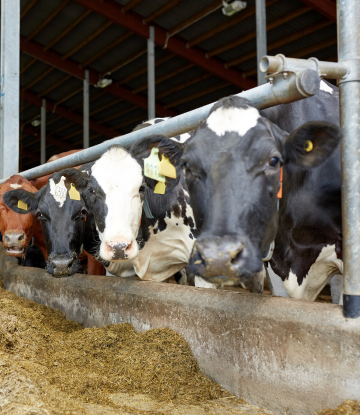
[11,0,340,168]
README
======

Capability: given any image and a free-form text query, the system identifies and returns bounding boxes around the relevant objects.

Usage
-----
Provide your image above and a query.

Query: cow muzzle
[49,255,75,278]
[188,236,262,286]
[104,240,135,261]
[3,231,26,257]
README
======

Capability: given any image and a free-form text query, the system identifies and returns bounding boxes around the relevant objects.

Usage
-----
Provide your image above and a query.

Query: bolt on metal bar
[41,98,46,164]
[260,55,348,79]
[147,26,155,119]
[256,0,267,86]
[338,0,360,318]
[0,70,321,184]
[83,69,90,149]
[0,0,20,179]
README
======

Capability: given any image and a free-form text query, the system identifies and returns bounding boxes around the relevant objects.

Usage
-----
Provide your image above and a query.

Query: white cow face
[89,146,144,262]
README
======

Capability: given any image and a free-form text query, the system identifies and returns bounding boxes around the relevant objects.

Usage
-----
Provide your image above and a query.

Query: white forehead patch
[49,176,67,207]
[206,106,260,137]
[320,80,334,94]
[10,183,22,189]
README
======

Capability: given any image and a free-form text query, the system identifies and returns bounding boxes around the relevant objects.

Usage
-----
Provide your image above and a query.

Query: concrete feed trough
[0,246,359,415]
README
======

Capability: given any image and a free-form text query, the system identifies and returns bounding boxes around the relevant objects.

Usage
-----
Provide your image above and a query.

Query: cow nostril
[3,235,10,243]
[230,243,244,265]
[125,241,132,252]
[18,234,25,242]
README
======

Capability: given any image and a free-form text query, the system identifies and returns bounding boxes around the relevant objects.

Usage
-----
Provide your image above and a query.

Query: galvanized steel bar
[0,70,321,184]
[147,26,155,119]
[83,69,89,149]
[41,98,46,164]
[256,0,267,86]
[338,0,360,318]
[0,0,20,179]
[260,55,348,80]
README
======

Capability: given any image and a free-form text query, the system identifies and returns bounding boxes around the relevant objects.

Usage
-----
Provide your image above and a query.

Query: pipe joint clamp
[339,59,360,84]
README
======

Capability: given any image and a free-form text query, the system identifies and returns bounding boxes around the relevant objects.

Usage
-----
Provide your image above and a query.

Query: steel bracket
[338,59,360,84]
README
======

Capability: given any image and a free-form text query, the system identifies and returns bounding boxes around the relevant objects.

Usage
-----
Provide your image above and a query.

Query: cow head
[181,96,342,286]
[0,175,39,257]
[3,172,88,277]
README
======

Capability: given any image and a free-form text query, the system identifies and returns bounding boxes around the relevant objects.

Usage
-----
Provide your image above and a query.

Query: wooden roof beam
[20,36,177,117]
[300,0,336,21]
[74,0,257,90]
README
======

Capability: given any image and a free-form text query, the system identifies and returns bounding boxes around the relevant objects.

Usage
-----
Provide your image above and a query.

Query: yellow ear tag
[304,140,313,152]
[144,147,166,183]
[69,183,81,201]
[158,154,176,179]
[154,181,166,195]
[18,200,28,211]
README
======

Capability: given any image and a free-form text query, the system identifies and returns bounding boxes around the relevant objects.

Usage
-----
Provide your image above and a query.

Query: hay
[316,400,360,415]
[0,287,229,414]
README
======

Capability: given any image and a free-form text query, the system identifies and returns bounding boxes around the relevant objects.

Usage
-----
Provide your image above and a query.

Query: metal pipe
[0,0,20,179]
[0,70,321,184]
[338,0,360,318]
[147,26,155,119]
[83,69,89,149]
[260,55,348,80]
[41,98,46,164]
[256,0,267,86]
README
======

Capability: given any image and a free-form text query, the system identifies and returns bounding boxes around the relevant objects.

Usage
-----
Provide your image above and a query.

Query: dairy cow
[181,95,342,291]
[261,80,344,303]
[0,175,47,260]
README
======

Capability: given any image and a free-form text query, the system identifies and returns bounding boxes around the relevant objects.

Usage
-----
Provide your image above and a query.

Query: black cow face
[182,96,341,286]
[3,172,89,277]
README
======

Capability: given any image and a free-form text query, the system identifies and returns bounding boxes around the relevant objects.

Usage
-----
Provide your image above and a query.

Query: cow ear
[60,168,90,190]
[284,122,342,168]
[3,189,39,214]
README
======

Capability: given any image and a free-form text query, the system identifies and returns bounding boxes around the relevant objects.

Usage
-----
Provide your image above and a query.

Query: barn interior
[17,0,337,170]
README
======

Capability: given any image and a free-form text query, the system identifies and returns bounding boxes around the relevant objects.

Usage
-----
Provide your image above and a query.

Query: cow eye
[139,185,146,193]
[183,162,190,169]
[36,211,45,220]
[89,188,95,194]
[81,209,87,216]
[268,157,280,167]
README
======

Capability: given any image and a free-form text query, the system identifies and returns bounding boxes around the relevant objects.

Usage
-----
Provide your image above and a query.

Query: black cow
[181,94,342,290]
[262,80,344,302]
[3,172,95,277]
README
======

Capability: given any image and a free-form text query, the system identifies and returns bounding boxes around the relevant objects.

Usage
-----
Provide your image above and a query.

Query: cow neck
[263,166,283,262]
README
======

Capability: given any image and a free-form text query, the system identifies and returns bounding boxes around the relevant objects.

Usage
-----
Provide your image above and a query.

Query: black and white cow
[61,137,197,282]
[181,94,342,294]
[261,80,344,303]
[3,171,95,277]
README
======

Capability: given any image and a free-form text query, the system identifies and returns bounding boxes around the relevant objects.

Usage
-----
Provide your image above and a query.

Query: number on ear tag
[154,181,166,194]
[144,148,165,182]
[69,183,81,201]
[18,200,28,211]
[159,154,176,179]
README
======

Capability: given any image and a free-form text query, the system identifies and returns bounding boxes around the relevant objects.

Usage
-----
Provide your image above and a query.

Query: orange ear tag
[154,181,166,195]
[277,166,283,199]
[158,154,176,179]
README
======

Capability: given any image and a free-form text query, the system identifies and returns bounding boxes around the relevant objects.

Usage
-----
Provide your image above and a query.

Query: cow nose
[3,232,25,246]
[50,256,74,277]
[189,236,256,285]
[105,241,132,260]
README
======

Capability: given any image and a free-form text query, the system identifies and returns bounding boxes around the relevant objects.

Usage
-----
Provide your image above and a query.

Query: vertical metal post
[0,0,20,179]
[83,70,89,149]
[147,26,155,119]
[256,0,267,86]
[41,99,46,164]
[338,0,360,318]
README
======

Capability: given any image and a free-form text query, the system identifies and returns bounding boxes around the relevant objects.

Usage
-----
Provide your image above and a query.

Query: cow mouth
[6,246,25,256]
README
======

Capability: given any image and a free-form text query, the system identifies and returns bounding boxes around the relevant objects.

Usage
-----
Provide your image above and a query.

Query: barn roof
[16,0,337,169]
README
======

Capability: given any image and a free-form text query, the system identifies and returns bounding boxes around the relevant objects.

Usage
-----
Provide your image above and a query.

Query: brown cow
[0,175,47,259]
